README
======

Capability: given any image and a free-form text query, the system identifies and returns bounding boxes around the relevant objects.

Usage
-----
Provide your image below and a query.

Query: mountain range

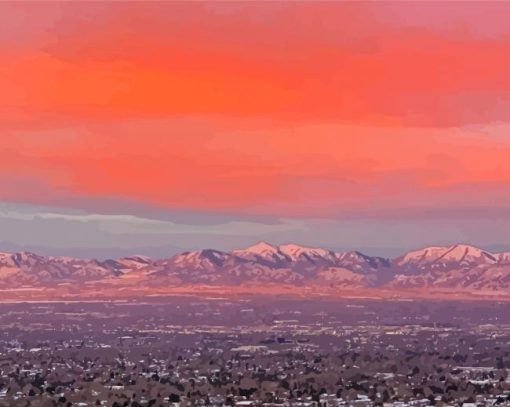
[1,242,510,298]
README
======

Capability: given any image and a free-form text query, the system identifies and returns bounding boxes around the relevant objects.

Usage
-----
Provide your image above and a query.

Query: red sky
[2,1,510,220]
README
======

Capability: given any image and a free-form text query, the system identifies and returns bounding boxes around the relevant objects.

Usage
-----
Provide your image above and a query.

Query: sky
[1,2,510,258]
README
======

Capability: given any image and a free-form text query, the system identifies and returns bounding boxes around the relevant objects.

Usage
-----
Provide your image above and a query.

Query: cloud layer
[1,2,510,255]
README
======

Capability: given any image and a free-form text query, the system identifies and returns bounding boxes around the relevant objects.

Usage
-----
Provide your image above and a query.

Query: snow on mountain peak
[397,246,447,263]
[278,244,332,259]
[231,242,291,266]
[395,244,496,267]
[239,241,278,255]
[442,244,495,263]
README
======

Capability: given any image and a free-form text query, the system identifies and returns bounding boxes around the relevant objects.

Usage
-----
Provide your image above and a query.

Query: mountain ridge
[1,242,510,296]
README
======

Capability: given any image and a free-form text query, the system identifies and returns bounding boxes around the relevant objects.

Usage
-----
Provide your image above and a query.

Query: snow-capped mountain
[1,243,510,296]
[151,242,390,286]
[387,244,506,291]
[0,251,124,286]
[394,244,497,271]
[232,242,292,267]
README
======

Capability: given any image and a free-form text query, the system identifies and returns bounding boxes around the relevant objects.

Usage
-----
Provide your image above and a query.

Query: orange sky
[2,2,510,220]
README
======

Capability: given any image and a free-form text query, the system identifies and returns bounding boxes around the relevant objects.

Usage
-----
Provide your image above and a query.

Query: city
[0,298,509,406]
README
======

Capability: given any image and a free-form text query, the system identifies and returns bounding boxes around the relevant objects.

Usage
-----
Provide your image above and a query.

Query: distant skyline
[2,2,510,258]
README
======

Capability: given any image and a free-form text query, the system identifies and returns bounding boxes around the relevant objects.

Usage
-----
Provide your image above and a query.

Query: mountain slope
[0,243,509,296]
[0,251,123,286]
[388,244,507,292]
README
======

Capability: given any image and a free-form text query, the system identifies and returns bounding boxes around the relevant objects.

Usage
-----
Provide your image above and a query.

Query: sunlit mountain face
[1,243,509,300]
